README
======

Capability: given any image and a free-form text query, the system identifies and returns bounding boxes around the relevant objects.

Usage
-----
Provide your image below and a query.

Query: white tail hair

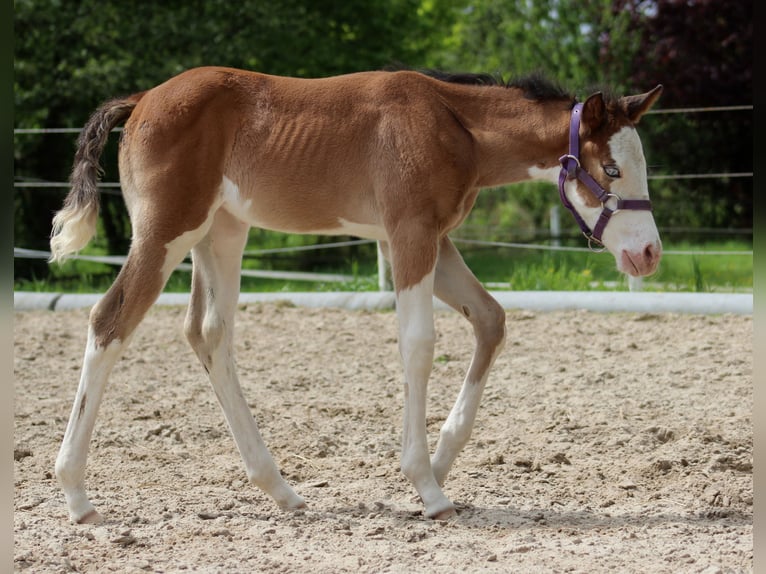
[49,95,142,263]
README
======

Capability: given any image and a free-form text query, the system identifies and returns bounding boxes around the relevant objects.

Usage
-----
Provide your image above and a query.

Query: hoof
[75,509,104,525]
[425,502,456,521]
[278,494,307,511]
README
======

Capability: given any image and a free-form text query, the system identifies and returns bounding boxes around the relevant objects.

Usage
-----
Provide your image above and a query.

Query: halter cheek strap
[557,103,652,250]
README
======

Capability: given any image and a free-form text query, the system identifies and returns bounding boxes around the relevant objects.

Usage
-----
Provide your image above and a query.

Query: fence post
[549,205,561,247]
[377,242,392,291]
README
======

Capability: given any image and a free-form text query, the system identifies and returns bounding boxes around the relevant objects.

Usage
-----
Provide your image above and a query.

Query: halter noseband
[557,103,652,251]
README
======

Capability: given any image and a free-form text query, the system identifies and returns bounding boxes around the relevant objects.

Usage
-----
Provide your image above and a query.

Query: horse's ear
[580,92,606,136]
[621,85,663,124]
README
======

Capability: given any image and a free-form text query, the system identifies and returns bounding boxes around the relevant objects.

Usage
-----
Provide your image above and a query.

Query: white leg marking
[397,271,455,519]
[431,338,505,485]
[160,206,222,282]
[203,327,305,508]
[186,215,304,510]
[56,329,124,523]
[208,361,305,509]
[430,239,507,486]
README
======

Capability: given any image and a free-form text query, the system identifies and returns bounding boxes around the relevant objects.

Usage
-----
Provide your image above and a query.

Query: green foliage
[434,0,640,92]
[14,0,751,291]
[430,0,752,238]
[622,0,752,232]
[14,0,446,123]
[645,240,753,293]
[491,250,601,291]
[13,0,454,280]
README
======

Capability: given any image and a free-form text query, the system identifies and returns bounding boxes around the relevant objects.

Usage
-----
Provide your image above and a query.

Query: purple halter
[558,103,652,250]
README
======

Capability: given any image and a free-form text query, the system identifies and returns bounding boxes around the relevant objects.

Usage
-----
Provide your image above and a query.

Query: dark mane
[414,69,504,87]
[506,72,572,102]
[410,68,574,103]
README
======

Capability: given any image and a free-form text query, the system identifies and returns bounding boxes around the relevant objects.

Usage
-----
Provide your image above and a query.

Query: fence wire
[14,104,753,285]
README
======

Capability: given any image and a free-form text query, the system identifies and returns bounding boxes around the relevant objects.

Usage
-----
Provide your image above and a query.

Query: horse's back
[117,67,475,236]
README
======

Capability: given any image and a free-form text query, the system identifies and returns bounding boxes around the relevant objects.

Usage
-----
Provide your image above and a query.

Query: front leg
[431,237,506,486]
[396,268,455,519]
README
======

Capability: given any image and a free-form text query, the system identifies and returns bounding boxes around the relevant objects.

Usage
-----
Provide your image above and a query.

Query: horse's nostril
[643,242,662,267]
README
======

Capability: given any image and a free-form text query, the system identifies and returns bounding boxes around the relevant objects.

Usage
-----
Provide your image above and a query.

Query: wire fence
[14,104,753,290]
[13,103,754,191]
[11,104,754,133]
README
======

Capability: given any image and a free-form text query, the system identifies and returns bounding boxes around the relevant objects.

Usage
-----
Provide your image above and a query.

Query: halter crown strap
[557,103,652,248]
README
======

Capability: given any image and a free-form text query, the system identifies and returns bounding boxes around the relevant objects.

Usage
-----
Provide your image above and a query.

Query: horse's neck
[438,86,572,188]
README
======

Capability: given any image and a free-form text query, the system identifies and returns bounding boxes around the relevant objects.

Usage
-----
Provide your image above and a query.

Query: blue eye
[603,165,621,178]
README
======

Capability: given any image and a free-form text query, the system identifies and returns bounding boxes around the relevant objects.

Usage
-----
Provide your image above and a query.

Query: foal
[50,67,662,522]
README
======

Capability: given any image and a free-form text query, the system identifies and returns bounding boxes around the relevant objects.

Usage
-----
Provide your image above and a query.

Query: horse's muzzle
[621,240,662,277]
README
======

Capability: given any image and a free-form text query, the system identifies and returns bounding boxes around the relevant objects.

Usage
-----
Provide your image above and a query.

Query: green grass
[458,239,752,292]
[638,239,752,292]
[15,239,752,294]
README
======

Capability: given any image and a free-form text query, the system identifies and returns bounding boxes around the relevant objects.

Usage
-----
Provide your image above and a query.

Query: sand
[14,302,752,573]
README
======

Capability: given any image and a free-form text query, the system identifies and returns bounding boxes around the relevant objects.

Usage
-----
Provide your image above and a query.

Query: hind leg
[55,220,212,523]
[184,210,305,510]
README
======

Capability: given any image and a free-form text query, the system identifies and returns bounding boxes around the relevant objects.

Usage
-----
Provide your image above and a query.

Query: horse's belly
[220,175,386,240]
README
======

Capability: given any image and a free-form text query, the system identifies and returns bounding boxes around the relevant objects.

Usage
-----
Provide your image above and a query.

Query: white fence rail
[14,289,753,315]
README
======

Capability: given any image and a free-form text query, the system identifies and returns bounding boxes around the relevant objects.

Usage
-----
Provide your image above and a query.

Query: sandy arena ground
[14,302,752,573]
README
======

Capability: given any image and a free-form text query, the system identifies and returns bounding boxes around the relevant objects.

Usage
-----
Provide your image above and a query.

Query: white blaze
[526,127,661,275]
[599,127,660,258]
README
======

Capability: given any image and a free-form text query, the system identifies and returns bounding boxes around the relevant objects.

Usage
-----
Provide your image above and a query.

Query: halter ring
[602,192,622,211]
[560,154,580,169]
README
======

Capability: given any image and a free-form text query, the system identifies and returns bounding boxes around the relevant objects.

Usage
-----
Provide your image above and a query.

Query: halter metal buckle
[586,234,607,253]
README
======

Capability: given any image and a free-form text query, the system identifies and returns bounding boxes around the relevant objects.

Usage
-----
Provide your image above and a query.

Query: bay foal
[50,67,662,522]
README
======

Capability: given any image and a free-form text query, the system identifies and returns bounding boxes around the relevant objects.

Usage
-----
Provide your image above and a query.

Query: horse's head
[559,85,663,277]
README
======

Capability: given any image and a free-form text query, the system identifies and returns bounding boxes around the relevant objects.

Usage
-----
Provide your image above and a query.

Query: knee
[439,417,471,450]
[475,299,506,351]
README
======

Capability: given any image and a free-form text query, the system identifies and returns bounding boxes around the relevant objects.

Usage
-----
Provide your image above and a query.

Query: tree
[436,0,641,91]
[432,0,752,237]
[14,0,455,280]
[432,0,648,236]
[622,0,752,232]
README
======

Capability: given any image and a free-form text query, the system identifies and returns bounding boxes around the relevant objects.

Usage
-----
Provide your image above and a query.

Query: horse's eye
[603,165,621,178]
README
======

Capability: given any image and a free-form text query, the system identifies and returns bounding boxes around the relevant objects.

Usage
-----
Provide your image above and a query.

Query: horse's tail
[49,93,145,263]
